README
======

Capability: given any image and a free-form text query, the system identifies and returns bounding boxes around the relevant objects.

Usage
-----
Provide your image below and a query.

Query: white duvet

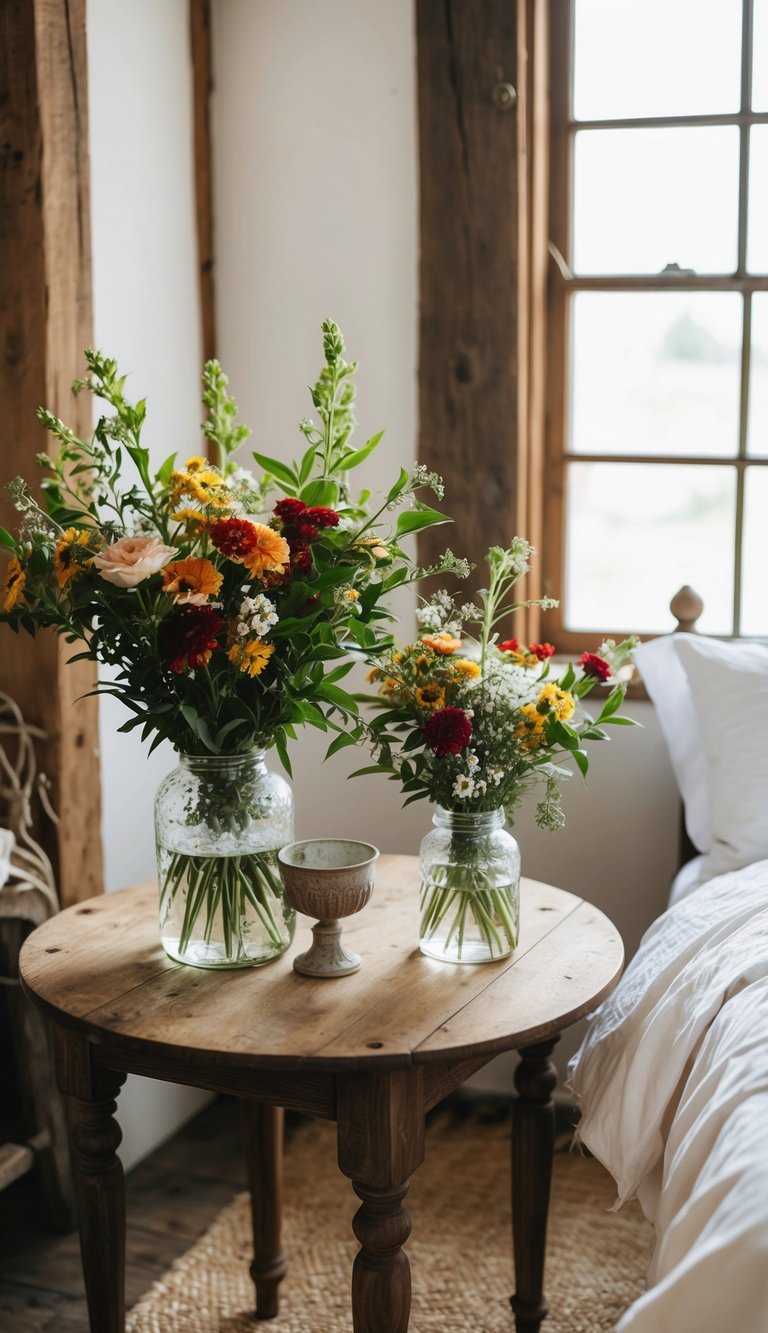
[568,860,768,1333]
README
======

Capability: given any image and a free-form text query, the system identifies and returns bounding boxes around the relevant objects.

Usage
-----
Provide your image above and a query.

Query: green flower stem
[420,873,517,962]
[160,849,291,964]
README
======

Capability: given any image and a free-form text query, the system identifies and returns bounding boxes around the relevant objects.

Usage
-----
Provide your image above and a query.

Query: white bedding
[569,860,768,1332]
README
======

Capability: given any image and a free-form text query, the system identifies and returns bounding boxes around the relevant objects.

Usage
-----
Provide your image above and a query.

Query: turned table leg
[337,1068,425,1333]
[241,1100,287,1319]
[53,1028,127,1333]
[511,1036,560,1333]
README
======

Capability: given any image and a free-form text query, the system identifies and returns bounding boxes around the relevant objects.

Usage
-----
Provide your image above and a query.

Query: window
[544,0,768,645]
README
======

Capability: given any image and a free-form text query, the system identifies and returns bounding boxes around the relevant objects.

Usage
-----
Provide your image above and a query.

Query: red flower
[273,497,307,524]
[159,605,224,674]
[498,638,519,654]
[423,706,472,758]
[296,520,320,542]
[306,506,340,529]
[210,517,260,560]
[529,642,555,661]
[579,651,612,682]
[291,545,313,575]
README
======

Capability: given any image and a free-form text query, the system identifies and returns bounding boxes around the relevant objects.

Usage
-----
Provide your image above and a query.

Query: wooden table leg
[511,1036,560,1333]
[53,1028,127,1333]
[241,1100,287,1320]
[337,1068,426,1333]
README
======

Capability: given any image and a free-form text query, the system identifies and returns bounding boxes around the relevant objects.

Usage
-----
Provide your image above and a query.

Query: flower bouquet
[0,320,457,967]
[360,539,637,963]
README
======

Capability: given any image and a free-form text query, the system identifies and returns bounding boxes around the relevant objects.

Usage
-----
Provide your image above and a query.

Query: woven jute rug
[127,1110,652,1333]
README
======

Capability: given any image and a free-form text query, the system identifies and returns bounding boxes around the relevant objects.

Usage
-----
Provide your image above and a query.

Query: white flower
[237,593,278,639]
[488,767,505,785]
[466,752,479,769]
[453,774,475,799]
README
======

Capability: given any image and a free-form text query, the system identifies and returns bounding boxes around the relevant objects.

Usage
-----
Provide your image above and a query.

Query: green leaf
[298,443,317,485]
[601,715,642,727]
[252,451,298,489]
[324,730,358,760]
[386,468,410,503]
[572,749,589,778]
[300,478,340,507]
[274,732,293,778]
[155,452,178,485]
[338,431,384,472]
[316,682,359,713]
[595,688,626,724]
[395,506,451,539]
[0,527,17,550]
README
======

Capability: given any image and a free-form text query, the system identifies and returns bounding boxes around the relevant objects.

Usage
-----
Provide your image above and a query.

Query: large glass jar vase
[419,807,520,964]
[155,749,295,968]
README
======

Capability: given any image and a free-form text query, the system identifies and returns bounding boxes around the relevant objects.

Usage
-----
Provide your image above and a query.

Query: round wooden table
[19,855,623,1333]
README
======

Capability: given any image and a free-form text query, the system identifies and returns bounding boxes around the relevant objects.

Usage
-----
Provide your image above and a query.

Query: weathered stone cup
[277,838,379,977]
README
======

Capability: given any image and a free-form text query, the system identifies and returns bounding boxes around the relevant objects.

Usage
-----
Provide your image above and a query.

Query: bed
[568,630,768,1332]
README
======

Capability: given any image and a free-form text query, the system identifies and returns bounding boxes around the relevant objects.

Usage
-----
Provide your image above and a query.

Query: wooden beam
[415,0,521,582]
[0,0,103,905]
[190,0,217,372]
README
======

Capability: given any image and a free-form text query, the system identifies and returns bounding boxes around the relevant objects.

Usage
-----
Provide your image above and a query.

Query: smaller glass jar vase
[155,749,295,969]
[419,807,520,964]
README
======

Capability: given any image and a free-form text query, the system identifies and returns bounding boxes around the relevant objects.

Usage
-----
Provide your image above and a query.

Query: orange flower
[415,682,446,711]
[452,658,481,680]
[53,528,96,589]
[421,632,462,655]
[516,705,547,751]
[162,557,223,605]
[3,556,25,611]
[227,638,275,677]
[241,525,290,578]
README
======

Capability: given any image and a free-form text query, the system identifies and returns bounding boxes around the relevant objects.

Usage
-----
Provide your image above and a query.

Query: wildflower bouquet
[0,320,457,965]
[361,540,637,962]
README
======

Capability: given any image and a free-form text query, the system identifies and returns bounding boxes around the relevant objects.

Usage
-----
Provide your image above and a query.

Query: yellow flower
[171,467,231,509]
[3,556,25,611]
[421,632,462,655]
[227,638,275,678]
[162,557,223,605]
[53,528,96,589]
[171,507,208,533]
[413,653,433,676]
[185,456,208,472]
[366,666,382,684]
[537,682,575,722]
[353,536,390,561]
[415,682,446,711]
[516,705,547,751]
[345,588,360,602]
[452,658,481,680]
[241,525,290,578]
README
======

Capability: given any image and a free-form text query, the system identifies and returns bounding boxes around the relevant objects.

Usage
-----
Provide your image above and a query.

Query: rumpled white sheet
[569,861,768,1333]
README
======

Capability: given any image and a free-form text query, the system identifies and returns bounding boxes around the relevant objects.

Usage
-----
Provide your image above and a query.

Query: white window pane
[754,0,768,111]
[571,293,742,457]
[747,127,768,273]
[573,128,739,275]
[742,468,768,635]
[574,0,742,121]
[748,295,768,456]
[564,463,735,634]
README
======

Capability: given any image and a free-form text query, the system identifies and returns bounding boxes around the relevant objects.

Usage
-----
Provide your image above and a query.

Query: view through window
[547,0,768,641]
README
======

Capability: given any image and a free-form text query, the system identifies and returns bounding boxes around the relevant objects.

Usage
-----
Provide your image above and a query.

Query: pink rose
[93,535,176,588]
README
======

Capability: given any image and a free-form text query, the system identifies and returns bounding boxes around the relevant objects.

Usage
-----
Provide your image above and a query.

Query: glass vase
[155,749,295,968]
[419,807,520,964]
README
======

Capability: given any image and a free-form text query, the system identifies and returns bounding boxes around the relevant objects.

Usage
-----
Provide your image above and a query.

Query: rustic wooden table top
[19,855,623,1073]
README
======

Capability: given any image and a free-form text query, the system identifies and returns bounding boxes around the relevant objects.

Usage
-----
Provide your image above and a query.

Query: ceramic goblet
[277,838,379,977]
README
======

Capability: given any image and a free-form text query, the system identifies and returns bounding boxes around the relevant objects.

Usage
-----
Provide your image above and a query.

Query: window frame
[543,0,768,649]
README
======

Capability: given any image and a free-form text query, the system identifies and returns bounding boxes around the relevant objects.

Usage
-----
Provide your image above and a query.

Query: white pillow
[634,634,768,885]
[632,635,711,854]
[674,636,768,882]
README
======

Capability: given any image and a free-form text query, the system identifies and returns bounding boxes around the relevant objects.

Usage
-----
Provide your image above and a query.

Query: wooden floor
[0,1096,253,1332]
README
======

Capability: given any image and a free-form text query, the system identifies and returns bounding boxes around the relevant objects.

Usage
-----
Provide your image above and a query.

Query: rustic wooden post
[0,0,103,904]
[415,0,525,580]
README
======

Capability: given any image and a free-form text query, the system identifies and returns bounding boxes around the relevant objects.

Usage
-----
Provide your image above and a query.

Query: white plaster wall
[88,0,210,1170]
